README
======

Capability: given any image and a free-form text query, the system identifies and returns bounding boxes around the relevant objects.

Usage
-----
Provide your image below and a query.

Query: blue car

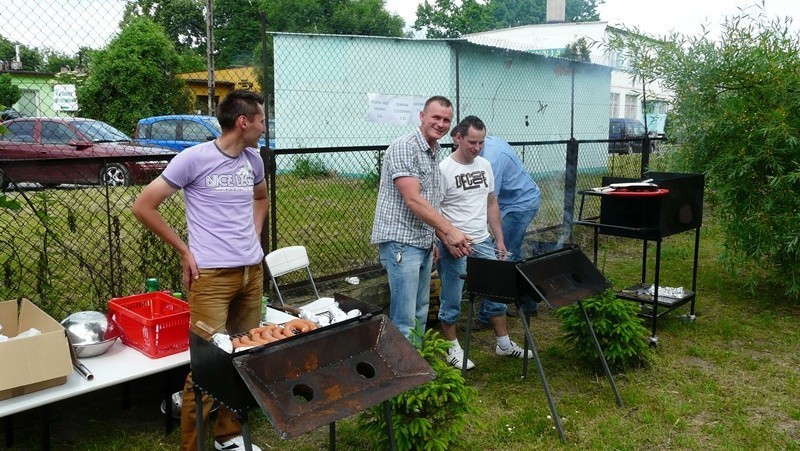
[134,115,274,151]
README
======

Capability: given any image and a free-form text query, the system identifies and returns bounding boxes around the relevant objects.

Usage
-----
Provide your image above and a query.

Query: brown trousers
[180,263,264,450]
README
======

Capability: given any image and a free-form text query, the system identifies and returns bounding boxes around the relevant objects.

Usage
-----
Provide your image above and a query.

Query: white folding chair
[264,245,322,307]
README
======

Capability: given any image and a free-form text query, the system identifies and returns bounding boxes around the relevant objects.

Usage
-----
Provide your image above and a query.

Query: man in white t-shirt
[436,116,533,370]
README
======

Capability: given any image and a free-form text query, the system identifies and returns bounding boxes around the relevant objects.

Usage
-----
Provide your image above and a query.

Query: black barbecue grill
[189,293,435,450]
[576,171,705,345]
[462,244,624,443]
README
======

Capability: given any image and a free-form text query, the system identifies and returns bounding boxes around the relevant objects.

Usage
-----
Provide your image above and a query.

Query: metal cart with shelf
[574,172,705,347]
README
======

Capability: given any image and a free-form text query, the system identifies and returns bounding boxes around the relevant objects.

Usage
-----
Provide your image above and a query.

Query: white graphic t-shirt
[439,155,494,244]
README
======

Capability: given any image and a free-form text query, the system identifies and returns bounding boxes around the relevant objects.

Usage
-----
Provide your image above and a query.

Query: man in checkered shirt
[371,95,471,344]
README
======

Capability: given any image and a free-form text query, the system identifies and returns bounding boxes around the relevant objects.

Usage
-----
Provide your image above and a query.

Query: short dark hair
[423,95,453,111]
[216,90,265,130]
[450,115,486,138]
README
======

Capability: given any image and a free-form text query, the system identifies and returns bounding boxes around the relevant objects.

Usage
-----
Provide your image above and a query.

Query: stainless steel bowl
[60,311,121,358]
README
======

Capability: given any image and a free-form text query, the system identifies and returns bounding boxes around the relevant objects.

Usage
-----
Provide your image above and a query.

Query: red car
[0,117,175,189]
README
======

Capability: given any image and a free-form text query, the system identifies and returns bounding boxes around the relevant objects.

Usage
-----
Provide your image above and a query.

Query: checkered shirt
[371,128,442,249]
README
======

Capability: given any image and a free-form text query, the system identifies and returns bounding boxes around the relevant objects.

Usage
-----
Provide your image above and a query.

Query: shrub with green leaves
[608,5,800,298]
[357,328,477,451]
[291,156,330,178]
[557,289,652,371]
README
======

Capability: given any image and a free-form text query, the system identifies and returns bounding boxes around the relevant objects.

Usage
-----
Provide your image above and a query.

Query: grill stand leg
[578,301,624,407]
[462,292,475,377]
[194,387,204,451]
[519,301,530,380]
[239,411,253,451]
[383,400,397,451]
[329,422,335,451]
[517,308,567,443]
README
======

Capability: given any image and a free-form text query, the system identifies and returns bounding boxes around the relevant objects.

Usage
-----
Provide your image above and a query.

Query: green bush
[357,328,477,451]
[557,289,652,371]
[291,156,330,178]
[609,6,800,298]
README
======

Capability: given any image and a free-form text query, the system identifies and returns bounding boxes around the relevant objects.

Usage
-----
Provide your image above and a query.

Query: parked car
[1,108,23,122]
[134,115,275,151]
[608,118,646,154]
[0,117,175,189]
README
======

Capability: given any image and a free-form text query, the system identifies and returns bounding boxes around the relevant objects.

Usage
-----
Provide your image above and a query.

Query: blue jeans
[379,241,434,344]
[437,239,507,326]
[477,208,539,323]
[501,208,538,261]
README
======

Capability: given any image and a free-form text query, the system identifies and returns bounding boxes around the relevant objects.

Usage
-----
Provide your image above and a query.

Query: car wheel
[99,163,132,186]
[0,171,7,190]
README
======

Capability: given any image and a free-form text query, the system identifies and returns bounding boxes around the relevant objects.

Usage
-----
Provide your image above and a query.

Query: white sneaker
[495,341,533,359]
[447,347,475,370]
[214,436,263,451]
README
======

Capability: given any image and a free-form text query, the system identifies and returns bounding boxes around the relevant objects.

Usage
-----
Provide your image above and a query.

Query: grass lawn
[4,208,799,450]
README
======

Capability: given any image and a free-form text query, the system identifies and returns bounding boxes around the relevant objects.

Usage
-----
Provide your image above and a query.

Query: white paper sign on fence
[366,94,426,125]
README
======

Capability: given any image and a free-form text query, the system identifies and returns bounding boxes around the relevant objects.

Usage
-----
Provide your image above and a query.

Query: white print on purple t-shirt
[205,162,255,191]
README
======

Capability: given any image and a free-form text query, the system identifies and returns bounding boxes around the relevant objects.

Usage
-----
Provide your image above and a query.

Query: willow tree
[610,6,800,298]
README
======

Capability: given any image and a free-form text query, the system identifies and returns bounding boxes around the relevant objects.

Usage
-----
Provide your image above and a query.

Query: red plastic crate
[108,292,190,359]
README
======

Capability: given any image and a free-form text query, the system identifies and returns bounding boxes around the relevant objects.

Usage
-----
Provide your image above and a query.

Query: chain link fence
[1,2,667,318]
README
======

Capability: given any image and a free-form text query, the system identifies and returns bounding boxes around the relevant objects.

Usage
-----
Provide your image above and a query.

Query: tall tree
[122,0,207,50]
[221,0,404,69]
[214,0,264,67]
[78,17,192,134]
[40,50,80,74]
[414,0,601,38]
[609,6,800,298]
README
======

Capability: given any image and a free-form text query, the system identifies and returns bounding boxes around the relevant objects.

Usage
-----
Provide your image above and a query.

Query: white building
[464,21,672,135]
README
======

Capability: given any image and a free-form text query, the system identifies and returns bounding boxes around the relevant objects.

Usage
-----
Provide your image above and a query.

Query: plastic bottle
[145,278,160,292]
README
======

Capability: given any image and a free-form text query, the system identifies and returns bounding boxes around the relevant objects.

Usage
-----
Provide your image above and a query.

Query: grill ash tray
[619,283,695,306]
[193,314,434,440]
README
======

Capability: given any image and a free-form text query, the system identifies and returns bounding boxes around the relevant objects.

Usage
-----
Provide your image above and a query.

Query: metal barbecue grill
[576,171,705,345]
[189,293,435,451]
[462,244,624,443]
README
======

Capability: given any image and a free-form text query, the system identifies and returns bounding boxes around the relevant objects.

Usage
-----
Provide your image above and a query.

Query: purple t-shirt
[161,140,265,268]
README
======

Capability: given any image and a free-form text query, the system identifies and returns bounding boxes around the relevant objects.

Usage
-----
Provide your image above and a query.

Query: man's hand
[496,241,509,261]
[441,227,472,258]
[181,250,199,290]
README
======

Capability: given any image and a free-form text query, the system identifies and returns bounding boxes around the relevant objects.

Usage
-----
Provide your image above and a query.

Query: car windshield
[72,120,132,142]
[206,117,222,133]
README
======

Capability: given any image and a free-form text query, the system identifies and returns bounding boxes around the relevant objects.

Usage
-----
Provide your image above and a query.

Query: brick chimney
[546,0,566,23]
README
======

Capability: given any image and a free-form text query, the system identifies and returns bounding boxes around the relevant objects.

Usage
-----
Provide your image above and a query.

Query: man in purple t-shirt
[133,90,268,451]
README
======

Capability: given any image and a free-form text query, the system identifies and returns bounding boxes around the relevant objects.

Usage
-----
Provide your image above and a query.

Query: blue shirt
[479,136,541,214]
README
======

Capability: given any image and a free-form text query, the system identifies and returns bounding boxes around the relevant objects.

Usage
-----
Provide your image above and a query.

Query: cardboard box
[0,299,72,401]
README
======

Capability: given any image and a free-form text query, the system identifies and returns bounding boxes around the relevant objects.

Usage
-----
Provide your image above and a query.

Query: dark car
[608,118,646,154]
[0,117,175,189]
[134,115,274,151]
[1,108,23,122]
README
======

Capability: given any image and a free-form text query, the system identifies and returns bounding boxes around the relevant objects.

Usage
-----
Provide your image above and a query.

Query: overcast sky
[385,0,800,37]
[2,0,800,55]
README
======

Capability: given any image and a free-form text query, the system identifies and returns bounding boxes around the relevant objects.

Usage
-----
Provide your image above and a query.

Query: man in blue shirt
[474,135,542,325]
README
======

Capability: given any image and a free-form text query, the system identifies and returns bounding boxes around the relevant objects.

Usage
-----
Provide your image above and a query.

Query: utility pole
[205,0,216,115]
